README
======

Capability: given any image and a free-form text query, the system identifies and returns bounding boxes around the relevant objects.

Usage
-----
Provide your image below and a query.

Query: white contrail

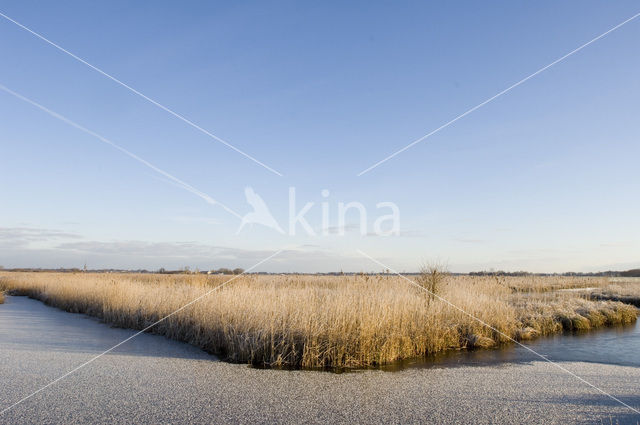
[0,83,242,219]
[357,11,640,176]
[0,11,283,177]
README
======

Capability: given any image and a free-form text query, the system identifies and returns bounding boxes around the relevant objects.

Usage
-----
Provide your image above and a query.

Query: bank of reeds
[0,272,637,368]
[590,279,640,307]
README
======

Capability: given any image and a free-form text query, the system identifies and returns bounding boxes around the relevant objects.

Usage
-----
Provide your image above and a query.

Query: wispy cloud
[168,216,221,225]
[0,227,82,248]
[599,242,633,248]
[0,226,397,272]
[454,238,486,244]
[55,240,271,260]
[366,229,425,238]
[323,224,361,234]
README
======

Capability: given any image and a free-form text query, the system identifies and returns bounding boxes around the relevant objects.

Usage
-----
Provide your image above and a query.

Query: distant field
[0,272,638,369]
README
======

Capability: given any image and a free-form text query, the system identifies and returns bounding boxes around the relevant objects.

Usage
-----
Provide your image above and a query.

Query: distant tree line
[210,268,245,275]
[1,267,639,277]
[469,269,640,277]
[157,267,245,275]
[469,270,533,277]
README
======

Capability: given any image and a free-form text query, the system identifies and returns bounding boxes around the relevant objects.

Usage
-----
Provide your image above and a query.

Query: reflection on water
[381,321,640,371]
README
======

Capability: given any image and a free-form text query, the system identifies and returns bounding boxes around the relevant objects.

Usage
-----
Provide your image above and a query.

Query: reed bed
[0,272,637,368]
[590,278,640,307]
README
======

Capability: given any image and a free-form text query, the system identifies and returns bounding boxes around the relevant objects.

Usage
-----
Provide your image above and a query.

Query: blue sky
[1,1,639,272]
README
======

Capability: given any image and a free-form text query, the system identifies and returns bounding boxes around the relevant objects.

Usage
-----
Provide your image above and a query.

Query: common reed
[0,272,637,368]
[590,278,640,307]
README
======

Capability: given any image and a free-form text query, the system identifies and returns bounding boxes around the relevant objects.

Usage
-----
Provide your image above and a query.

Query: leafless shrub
[417,262,449,303]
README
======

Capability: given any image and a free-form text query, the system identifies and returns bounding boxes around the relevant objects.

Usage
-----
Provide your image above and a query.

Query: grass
[0,272,637,369]
[590,278,640,307]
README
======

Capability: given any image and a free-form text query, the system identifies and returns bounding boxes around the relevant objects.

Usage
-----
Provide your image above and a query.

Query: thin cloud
[323,224,361,234]
[169,216,221,225]
[454,238,486,244]
[56,240,265,259]
[599,242,632,248]
[366,229,425,238]
[0,227,82,248]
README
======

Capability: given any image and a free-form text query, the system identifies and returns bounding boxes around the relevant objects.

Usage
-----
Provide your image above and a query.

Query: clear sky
[1,1,639,273]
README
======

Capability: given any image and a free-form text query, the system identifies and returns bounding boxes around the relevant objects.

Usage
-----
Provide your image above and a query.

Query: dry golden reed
[0,272,637,368]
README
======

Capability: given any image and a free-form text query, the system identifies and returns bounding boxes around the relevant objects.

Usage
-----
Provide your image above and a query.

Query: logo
[237,187,285,234]
[237,187,399,237]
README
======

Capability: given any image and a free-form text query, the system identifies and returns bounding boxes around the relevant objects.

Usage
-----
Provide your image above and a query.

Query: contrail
[0,83,242,219]
[0,11,283,176]
[357,11,640,176]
